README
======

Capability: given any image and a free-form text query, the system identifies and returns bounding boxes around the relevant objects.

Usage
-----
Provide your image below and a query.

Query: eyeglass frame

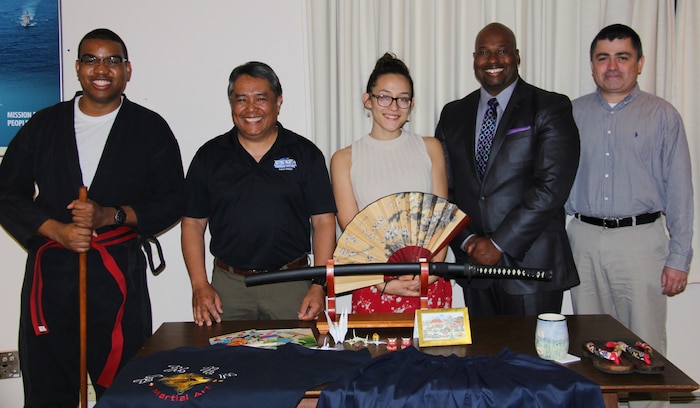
[77,54,128,66]
[370,94,412,109]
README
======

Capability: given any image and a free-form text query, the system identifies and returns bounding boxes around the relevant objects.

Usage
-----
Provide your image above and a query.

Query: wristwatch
[113,206,126,225]
[311,277,327,293]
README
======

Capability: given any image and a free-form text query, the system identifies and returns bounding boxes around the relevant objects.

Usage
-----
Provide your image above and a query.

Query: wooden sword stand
[316,259,429,334]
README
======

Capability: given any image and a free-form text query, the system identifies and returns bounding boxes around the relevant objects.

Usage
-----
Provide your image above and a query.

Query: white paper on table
[555,353,581,364]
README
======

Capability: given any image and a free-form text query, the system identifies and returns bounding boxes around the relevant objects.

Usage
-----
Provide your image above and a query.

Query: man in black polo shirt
[182,61,336,325]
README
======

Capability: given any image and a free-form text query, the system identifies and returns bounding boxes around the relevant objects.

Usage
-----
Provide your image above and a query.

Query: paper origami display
[325,309,348,345]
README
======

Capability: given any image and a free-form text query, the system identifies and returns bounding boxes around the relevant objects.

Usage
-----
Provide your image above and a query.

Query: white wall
[0,1,697,406]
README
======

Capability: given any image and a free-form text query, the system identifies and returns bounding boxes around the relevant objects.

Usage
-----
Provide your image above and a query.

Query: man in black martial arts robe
[0,28,184,407]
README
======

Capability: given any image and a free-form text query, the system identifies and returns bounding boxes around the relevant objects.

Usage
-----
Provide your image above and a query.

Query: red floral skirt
[351,278,452,313]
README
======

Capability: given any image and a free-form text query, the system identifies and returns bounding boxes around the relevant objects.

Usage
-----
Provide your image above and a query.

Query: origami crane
[324,309,348,345]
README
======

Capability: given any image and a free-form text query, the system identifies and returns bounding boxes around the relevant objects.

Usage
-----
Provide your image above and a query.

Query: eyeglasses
[78,55,127,66]
[371,94,412,109]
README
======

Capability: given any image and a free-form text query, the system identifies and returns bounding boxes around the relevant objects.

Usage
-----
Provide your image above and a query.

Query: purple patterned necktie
[476,98,499,178]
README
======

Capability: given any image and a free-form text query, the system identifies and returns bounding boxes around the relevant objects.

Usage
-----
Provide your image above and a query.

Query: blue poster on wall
[0,0,61,155]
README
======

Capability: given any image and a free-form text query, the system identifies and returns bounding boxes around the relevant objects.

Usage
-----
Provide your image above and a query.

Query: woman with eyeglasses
[330,53,450,313]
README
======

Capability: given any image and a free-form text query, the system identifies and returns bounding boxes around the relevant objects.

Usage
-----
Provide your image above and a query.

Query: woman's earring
[366,111,371,118]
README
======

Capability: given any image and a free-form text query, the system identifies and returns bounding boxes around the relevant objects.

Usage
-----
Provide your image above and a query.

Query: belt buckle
[602,217,620,228]
[249,269,267,275]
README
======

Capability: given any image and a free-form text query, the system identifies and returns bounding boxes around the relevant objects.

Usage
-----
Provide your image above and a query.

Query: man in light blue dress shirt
[566,24,693,369]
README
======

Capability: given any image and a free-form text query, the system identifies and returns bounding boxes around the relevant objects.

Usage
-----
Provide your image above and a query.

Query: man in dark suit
[435,22,580,316]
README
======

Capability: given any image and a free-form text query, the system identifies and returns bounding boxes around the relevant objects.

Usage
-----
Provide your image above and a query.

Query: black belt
[215,254,309,276]
[575,212,661,228]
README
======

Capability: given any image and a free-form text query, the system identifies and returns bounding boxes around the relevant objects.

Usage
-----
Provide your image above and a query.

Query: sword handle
[466,263,552,281]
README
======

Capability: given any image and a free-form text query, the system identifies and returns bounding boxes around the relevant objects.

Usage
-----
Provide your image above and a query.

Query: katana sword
[244,261,552,287]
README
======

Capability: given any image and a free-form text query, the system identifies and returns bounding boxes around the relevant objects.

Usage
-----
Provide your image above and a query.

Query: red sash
[30,226,137,388]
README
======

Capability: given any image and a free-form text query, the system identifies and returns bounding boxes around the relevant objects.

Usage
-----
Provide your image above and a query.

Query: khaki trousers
[567,217,668,354]
[212,262,311,320]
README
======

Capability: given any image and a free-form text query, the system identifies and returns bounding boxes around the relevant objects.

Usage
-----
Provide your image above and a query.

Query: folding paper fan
[333,192,471,293]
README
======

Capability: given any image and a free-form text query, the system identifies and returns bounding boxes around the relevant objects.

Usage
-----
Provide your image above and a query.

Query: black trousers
[463,281,564,316]
[19,241,151,408]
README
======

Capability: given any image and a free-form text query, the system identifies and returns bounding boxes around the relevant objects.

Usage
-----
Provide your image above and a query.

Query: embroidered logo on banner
[274,157,297,171]
[132,363,237,401]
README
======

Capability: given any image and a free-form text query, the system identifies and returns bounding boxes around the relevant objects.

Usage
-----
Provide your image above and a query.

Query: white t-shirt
[73,96,121,188]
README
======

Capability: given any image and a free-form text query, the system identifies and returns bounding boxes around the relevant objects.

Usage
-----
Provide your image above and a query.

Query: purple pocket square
[506,126,531,135]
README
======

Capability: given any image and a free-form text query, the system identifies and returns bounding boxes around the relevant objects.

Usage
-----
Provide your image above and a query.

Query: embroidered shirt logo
[131,363,237,401]
[274,157,297,171]
[158,373,212,394]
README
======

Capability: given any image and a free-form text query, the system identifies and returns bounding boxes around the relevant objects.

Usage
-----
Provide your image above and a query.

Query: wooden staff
[78,186,88,408]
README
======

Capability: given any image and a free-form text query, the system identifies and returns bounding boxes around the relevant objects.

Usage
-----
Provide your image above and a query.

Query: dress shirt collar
[594,83,641,111]
[479,77,518,113]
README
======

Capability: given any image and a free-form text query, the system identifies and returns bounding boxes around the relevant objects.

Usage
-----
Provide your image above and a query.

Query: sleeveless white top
[350,130,433,208]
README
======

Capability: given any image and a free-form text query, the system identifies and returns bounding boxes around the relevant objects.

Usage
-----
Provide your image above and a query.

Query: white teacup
[535,313,569,360]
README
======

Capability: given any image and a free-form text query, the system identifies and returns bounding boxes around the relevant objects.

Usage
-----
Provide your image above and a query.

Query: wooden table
[138,314,697,407]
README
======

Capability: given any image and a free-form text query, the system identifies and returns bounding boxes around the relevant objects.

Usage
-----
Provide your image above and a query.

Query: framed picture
[416,307,472,347]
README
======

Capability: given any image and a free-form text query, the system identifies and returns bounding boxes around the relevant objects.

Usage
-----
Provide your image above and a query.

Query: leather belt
[575,212,661,228]
[215,254,309,276]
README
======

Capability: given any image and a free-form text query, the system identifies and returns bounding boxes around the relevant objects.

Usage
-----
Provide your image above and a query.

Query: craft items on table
[344,331,369,347]
[604,340,665,374]
[325,309,349,345]
[209,328,317,349]
[582,339,665,374]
